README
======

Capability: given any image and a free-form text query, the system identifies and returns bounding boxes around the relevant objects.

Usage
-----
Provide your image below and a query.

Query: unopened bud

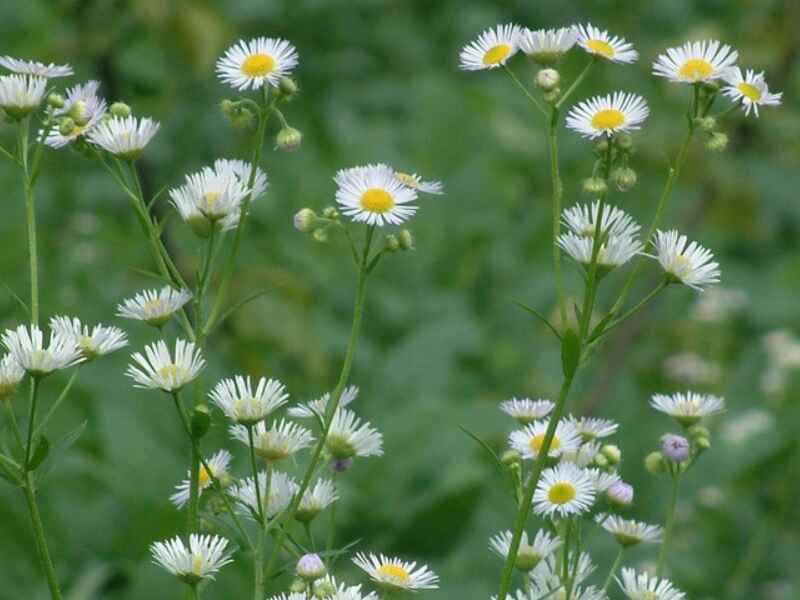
[68,100,89,126]
[47,93,65,109]
[398,229,415,250]
[594,139,610,154]
[276,126,302,151]
[706,132,728,152]
[607,481,634,507]
[110,101,131,118]
[297,553,326,580]
[592,453,609,468]
[645,451,665,475]
[58,117,76,137]
[582,177,608,195]
[695,437,711,453]
[322,206,339,219]
[314,580,336,599]
[278,77,299,98]
[535,68,560,92]
[661,434,691,462]
[542,88,561,104]
[220,99,237,117]
[601,444,621,465]
[501,450,521,466]
[312,228,329,243]
[696,116,717,132]
[293,208,318,233]
[615,132,634,151]
[232,107,255,129]
[611,167,637,192]
[290,578,307,593]
[384,234,400,252]
[688,425,710,440]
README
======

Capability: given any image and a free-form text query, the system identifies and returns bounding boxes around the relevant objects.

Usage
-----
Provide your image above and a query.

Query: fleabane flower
[126,339,204,392]
[150,534,233,585]
[566,92,649,139]
[651,230,720,291]
[489,530,560,571]
[335,163,418,226]
[721,67,782,117]
[533,463,596,517]
[650,391,725,426]
[216,37,298,91]
[209,375,288,425]
[596,514,662,547]
[459,24,521,71]
[117,286,193,327]
[568,416,619,440]
[652,40,738,84]
[46,80,107,148]
[0,75,47,119]
[288,385,359,419]
[576,24,638,63]
[2,324,83,377]
[0,355,25,400]
[519,26,578,65]
[557,231,642,270]
[498,397,555,424]
[562,201,640,239]
[296,479,339,523]
[49,316,128,360]
[215,158,268,199]
[509,419,582,460]
[352,553,439,591]
[530,551,596,592]
[585,468,621,493]
[393,171,444,195]
[88,115,160,159]
[0,56,73,78]
[231,419,314,461]
[562,441,601,467]
[233,470,298,519]
[170,449,232,508]
[617,568,686,600]
[326,409,383,459]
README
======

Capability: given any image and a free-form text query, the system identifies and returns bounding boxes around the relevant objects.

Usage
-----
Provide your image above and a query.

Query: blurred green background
[1,0,799,599]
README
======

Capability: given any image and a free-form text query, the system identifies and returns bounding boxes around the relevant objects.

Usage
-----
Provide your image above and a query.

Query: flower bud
[290,578,308,593]
[594,139,610,154]
[592,453,609,468]
[611,167,637,192]
[607,481,634,507]
[322,206,339,219]
[398,229,415,250]
[661,434,691,462]
[276,126,302,151]
[68,100,90,126]
[706,132,728,152]
[515,547,544,572]
[314,580,336,599]
[312,228,329,243]
[47,93,65,109]
[187,214,213,238]
[501,449,521,466]
[695,436,711,453]
[329,457,353,472]
[384,234,400,252]
[278,77,299,98]
[542,88,561,104]
[535,68,560,92]
[220,99,237,117]
[297,553,327,581]
[110,101,131,118]
[645,451,665,475]
[58,117,76,137]
[615,132,634,151]
[696,116,717,132]
[688,424,710,440]
[582,177,608,195]
[601,444,621,465]
[294,208,318,233]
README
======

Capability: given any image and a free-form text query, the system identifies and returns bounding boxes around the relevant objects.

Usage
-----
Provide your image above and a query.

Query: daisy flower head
[170,162,251,234]
[0,56,73,78]
[519,26,578,65]
[214,158,268,199]
[459,23,521,71]
[233,470,298,519]
[170,449,232,508]
[296,478,339,523]
[650,391,725,426]
[533,462,596,517]
[393,170,444,195]
[562,441,601,467]
[217,37,299,91]
[46,80,107,148]
[557,231,643,270]
[353,553,439,591]
[617,568,686,600]
[585,468,621,493]
[0,75,47,119]
[288,385,359,419]
[231,419,314,461]
[209,375,288,425]
[2,324,83,378]
[509,419,582,460]
[126,339,205,392]
[576,24,638,63]
[651,230,720,291]
[530,551,596,592]
[652,40,738,84]
[566,92,649,139]
[117,286,193,327]
[498,397,555,424]
[49,315,128,360]
[568,416,619,440]
[597,514,662,547]
[326,408,383,459]
[489,529,560,571]
[88,115,160,160]
[150,533,233,585]
[0,354,25,400]
[722,67,782,117]
[562,201,641,239]
[335,163,418,227]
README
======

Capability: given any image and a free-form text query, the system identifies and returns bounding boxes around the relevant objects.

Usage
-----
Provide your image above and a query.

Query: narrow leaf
[561,328,581,379]
[458,424,503,470]
[28,436,50,471]
[513,300,561,339]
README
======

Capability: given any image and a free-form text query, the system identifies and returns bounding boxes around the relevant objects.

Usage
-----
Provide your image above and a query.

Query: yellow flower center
[143,299,164,313]
[670,254,693,278]
[198,465,211,488]
[191,555,204,575]
[586,39,615,58]
[483,44,511,65]
[530,433,561,453]
[241,53,275,77]
[204,191,221,212]
[591,109,625,130]
[395,172,418,188]
[360,188,394,213]
[158,363,182,380]
[376,564,410,582]
[547,481,576,504]
[678,58,713,80]
[737,82,762,102]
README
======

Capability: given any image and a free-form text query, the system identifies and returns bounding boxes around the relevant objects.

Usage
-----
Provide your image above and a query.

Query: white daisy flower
[576,24,638,63]
[459,24,521,71]
[0,75,47,119]
[326,408,383,459]
[150,534,233,584]
[233,470,298,519]
[596,514,662,547]
[652,40,738,84]
[0,56,73,78]
[393,171,444,195]
[0,354,25,399]
[267,594,308,600]
[533,463,596,517]
[489,530,560,571]
[650,391,725,426]
[209,375,288,425]
[721,67,782,117]
[498,397,555,424]
[49,316,128,360]
[45,80,107,148]
[231,419,314,461]
[296,478,339,523]
[170,449,232,508]
[216,37,299,91]
[126,339,205,392]
[288,385,359,419]
[562,201,641,239]
[557,231,643,269]
[617,568,685,600]
[585,468,621,492]
[2,324,83,377]
[561,441,601,467]
[335,163,418,227]
[170,162,252,232]
[568,416,619,440]
[117,286,193,327]
[88,115,160,159]
[509,419,582,460]
[566,92,649,139]
[518,26,578,64]
[651,230,721,291]
[320,580,380,600]
[352,553,439,591]
[530,551,596,592]
[214,158,268,199]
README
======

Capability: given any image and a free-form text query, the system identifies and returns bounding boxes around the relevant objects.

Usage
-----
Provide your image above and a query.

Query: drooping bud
[601,444,621,465]
[535,68,560,92]
[594,139,610,154]
[645,451,665,475]
[695,436,711,454]
[220,99,237,117]
[398,229,415,250]
[110,101,131,118]
[276,126,302,151]
[501,449,521,466]
[611,167,637,192]
[278,77,299,99]
[661,434,691,462]
[706,132,728,152]
[615,132,634,151]
[688,424,710,441]
[583,177,608,195]
[47,93,65,109]
[322,206,339,219]
[312,228,329,243]
[607,481,634,507]
[297,553,327,581]
[384,234,400,252]
[293,208,318,233]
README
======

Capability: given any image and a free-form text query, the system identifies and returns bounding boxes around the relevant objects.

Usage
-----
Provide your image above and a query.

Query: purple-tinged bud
[662,434,691,462]
[608,481,634,507]
[297,553,326,580]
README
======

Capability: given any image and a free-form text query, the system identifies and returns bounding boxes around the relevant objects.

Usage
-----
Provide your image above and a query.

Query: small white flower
[150,533,233,584]
[568,416,619,440]
[562,201,641,239]
[530,551,596,592]
[317,579,379,600]
[596,514,662,547]
[576,24,638,63]
[0,75,47,118]
[566,92,649,139]
[46,80,107,148]
[518,27,578,64]
[509,419,582,460]
[288,385,359,419]
[117,286,193,326]
[561,441,601,467]
[498,397,554,424]
[489,530,560,571]
[393,171,444,195]
[215,158,268,199]
[216,37,299,91]
[459,24,521,71]
[49,315,128,359]
[533,463,596,517]
[335,163,418,227]
[721,67,782,117]
[326,408,383,459]
[558,230,642,269]
[651,230,721,291]
[209,375,288,425]
[170,449,232,508]
[296,479,338,522]
[352,553,439,591]
[617,568,685,600]
[585,468,621,492]
[650,391,725,426]
[170,161,252,231]
[0,354,25,399]
[88,115,160,159]
[2,324,83,377]
[652,40,738,84]
[0,56,73,78]
[231,419,314,461]
[126,339,205,392]
[233,470,298,519]
[267,594,308,600]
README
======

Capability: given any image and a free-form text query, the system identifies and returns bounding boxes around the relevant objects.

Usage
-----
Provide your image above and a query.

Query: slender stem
[18,118,39,325]
[656,473,681,578]
[326,472,338,565]
[22,472,63,600]
[562,519,572,599]
[610,281,668,327]
[247,426,265,523]
[254,461,273,600]
[503,66,547,116]
[5,400,25,451]
[187,438,200,534]
[33,368,80,438]
[556,58,595,110]
[24,377,40,469]
[188,585,199,600]
[547,107,567,327]
[601,548,624,593]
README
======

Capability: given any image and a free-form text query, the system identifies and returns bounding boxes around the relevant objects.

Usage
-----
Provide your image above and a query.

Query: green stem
[33,368,80,438]
[326,473,338,566]
[24,377,40,469]
[254,461,272,600]
[18,118,39,325]
[247,425,265,523]
[5,399,24,451]
[555,58,595,110]
[22,472,63,600]
[503,66,547,116]
[656,473,681,578]
[188,584,199,600]
[187,438,200,534]
[547,107,567,327]
[601,548,624,593]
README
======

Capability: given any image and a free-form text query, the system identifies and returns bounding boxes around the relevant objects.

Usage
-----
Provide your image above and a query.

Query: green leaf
[37,420,87,481]
[129,267,172,285]
[588,312,615,343]
[513,300,561,339]
[458,425,503,471]
[28,435,50,471]
[212,289,271,332]
[3,283,30,316]
[561,328,581,379]
[191,407,211,440]
[0,453,23,485]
